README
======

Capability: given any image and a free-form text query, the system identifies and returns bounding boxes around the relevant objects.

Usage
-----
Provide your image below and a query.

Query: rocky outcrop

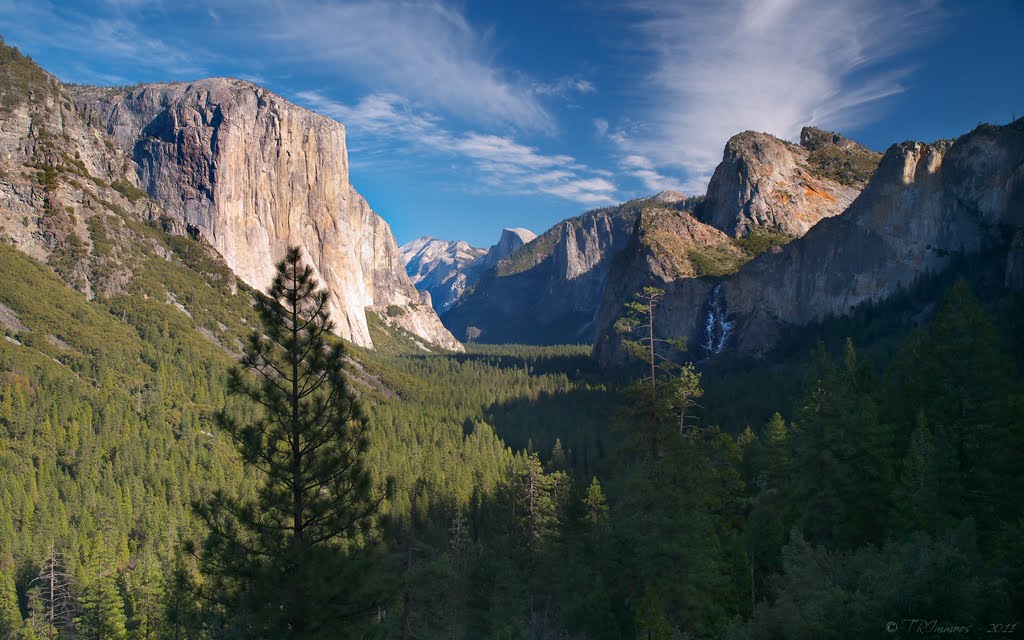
[71,79,460,350]
[597,120,1024,363]
[642,190,688,205]
[0,41,172,300]
[401,237,487,313]
[697,128,879,238]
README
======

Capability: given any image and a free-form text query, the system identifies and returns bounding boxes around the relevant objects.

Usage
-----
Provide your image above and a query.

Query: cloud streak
[0,0,210,82]
[298,91,617,206]
[258,1,552,132]
[615,0,940,192]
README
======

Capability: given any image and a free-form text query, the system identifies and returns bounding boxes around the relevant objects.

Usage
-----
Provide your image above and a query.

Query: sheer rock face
[592,208,742,363]
[698,128,877,238]
[596,121,1024,363]
[0,54,172,300]
[71,79,461,350]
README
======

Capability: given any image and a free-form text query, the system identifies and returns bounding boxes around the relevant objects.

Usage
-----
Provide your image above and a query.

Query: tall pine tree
[193,247,387,638]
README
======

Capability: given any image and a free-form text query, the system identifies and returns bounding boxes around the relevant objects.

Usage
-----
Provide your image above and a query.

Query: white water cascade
[700,284,734,358]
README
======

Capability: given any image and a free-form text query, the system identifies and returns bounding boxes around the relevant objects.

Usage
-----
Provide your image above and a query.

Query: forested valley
[0,216,1021,639]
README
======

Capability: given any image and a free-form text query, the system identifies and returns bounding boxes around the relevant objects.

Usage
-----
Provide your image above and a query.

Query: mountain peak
[499,227,537,245]
[799,126,872,153]
[644,190,688,204]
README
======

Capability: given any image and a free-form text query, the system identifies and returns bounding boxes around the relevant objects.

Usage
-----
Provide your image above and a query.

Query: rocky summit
[696,127,880,238]
[400,237,487,313]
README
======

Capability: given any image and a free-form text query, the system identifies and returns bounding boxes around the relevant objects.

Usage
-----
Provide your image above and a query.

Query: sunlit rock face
[697,127,877,238]
[72,78,461,350]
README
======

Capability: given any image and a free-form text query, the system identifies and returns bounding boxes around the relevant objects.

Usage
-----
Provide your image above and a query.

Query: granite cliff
[445,127,878,348]
[0,40,172,299]
[70,78,460,351]
[723,121,1024,351]
[476,227,538,271]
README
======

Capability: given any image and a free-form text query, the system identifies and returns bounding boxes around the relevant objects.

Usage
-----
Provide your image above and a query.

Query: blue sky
[1,1,1021,247]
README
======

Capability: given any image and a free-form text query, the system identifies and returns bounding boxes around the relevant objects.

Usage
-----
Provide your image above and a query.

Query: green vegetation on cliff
[0,36,56,115]
[805,143,881,187]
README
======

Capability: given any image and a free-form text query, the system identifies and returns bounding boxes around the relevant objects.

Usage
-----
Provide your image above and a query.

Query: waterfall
[700,284,734,358]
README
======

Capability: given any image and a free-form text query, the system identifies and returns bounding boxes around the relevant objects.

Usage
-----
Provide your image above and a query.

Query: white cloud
[620,154,680,193]
[616,0,941,192]
[532,75,597,98]
[297,92,617,206]
[258,1,552,132]
[0,1,209,80]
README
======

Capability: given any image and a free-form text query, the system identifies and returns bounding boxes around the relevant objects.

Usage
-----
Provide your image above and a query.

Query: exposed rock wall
[476,227,537,271]
[71,79,460,350]
[0,47,169,299]
[401,237,487,313]
[592,208,742,363]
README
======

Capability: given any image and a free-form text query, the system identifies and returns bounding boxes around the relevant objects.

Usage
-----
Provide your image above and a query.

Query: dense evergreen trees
[0,219,1020,638]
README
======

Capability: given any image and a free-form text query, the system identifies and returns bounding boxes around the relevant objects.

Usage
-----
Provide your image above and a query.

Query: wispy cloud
[297,91,617,206]
[0,0,209,81]
[258,1,552,132]
[3,0,559,133]
[531,75,596,98]
[614,0,941,192]
[620,154,679,193]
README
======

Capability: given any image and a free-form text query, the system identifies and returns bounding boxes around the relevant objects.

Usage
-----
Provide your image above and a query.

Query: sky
[1,1,1021,247]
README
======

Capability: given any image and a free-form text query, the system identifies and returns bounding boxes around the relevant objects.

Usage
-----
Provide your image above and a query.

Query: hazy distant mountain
[400,227,535,314]
[401,238,488,313]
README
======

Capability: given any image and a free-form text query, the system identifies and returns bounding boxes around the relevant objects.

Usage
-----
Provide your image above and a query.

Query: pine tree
[0,566,20,640]
[193,247,388,637]
[893,413,946,536]
[76,540,127,640]
[582,477,608,528]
